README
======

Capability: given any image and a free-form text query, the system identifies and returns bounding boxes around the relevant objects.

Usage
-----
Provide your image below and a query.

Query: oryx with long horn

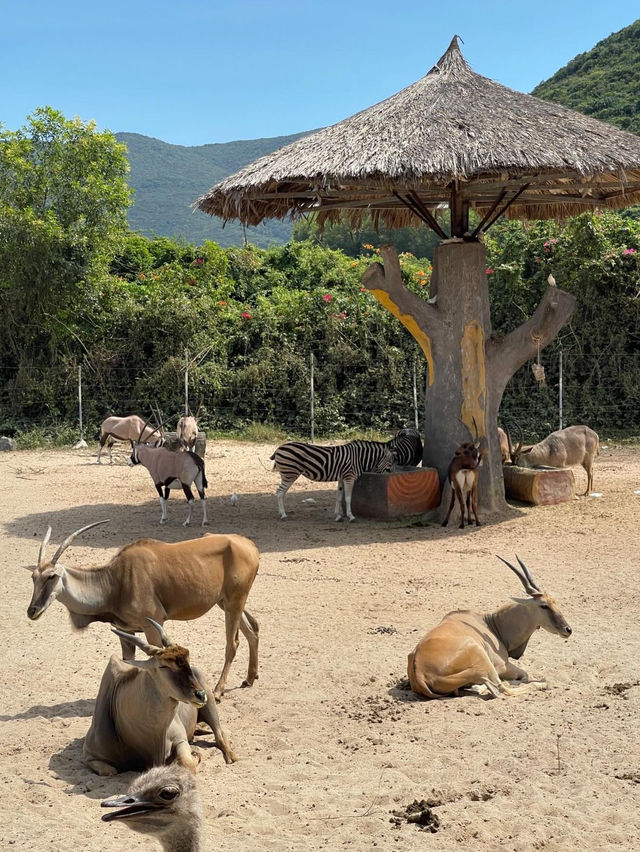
[129,413,208,526]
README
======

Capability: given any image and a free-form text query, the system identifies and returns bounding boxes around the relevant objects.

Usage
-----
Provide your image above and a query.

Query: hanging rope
[531,334,546,386]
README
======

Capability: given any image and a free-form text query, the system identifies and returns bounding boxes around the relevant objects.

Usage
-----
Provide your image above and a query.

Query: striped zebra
[270,440,396,521]
[387,428,423,467]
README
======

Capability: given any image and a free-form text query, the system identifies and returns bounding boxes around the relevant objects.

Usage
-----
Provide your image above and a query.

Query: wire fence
[1,349,638,443]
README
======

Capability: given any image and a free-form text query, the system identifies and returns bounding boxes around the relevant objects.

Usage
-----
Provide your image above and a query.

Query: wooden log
[503,464,575,506]
[351,466,440,520]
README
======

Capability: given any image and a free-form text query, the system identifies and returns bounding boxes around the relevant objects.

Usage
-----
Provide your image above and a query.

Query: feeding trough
[351,466,440,520]
[502,464,575,506]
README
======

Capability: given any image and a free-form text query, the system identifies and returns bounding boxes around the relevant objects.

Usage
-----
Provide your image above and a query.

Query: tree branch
[361,243,439,334]
[487,284,576,392]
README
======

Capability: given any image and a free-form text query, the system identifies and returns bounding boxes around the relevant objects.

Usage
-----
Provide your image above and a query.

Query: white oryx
[176,414,198,451]
[97,414,162,463]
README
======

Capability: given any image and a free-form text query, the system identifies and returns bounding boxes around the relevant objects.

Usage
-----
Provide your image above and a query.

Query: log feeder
[502,464,575,506]
[351,466,441,520]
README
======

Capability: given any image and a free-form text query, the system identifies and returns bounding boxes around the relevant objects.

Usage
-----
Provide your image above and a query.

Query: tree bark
[362,241,576,515]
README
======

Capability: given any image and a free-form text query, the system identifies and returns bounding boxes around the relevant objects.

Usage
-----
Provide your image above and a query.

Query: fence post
[73,365,87,449]
[310,352,315,443]
[558,347,563,431]
[412,357,419,430]
[184,348,189,416]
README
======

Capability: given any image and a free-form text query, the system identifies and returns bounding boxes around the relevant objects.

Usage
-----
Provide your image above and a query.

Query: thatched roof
[194,37,640,229]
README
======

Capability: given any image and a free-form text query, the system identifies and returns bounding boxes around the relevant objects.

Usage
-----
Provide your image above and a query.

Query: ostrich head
[102,764,202,851]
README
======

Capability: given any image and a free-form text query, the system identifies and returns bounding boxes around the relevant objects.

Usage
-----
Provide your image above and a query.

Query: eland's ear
[521,446,533,455]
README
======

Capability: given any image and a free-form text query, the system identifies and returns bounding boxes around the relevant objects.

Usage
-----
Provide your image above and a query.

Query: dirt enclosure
[1,441,640,851]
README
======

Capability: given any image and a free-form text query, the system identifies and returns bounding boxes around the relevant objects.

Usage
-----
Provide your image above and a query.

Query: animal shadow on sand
[388,676,493,703]
[0,698,94,723]
[49,732,222,802]
[9,492,524,560]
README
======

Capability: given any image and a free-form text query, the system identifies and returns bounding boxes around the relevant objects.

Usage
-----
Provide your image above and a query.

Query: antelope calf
[408,556,572,699]
[26,520,260,701]
[508,424,599,495]
[442,439,487,529]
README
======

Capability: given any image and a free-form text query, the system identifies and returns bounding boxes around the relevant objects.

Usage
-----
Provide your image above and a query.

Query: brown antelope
[84,618,236,775]
[26,520,260,701]
[176,414,198,451]
[441,421,487,528]
[407,556,572,699]
[508,425,600,495]
[497,427,510,464]
[98,415,162,464]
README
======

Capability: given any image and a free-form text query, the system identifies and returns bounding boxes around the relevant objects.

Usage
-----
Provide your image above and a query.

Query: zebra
[270,440,396,521]
[387,428,423,467]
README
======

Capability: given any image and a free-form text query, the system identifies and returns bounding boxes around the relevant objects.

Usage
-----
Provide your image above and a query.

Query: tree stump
[503,464,575,505]
[351,466,440,520]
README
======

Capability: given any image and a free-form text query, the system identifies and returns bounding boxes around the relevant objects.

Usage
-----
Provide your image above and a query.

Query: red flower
[188,278,196,286]
[322,293,332,302]
[485,268,494,275]
[241,311,252,319]
[194,258,204,265]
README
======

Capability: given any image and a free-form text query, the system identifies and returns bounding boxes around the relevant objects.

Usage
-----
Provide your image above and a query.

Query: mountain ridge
[118,18,640,247]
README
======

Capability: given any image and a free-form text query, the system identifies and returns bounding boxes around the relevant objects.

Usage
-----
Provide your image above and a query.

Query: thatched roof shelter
[194,37,640,234]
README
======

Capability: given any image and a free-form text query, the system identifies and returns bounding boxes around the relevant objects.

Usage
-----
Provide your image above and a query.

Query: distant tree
[292,213,442,260]
[0,107,130,413]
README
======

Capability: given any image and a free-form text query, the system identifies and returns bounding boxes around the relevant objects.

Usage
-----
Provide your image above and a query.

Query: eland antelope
[407,556,572,699]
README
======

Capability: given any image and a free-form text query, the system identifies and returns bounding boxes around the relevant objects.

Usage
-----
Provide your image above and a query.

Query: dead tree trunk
[362,241,576,514]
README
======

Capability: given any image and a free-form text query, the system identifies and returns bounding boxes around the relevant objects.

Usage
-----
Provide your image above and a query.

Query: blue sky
[1,1,637,146]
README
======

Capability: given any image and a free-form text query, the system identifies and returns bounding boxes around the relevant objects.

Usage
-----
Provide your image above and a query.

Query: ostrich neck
[160,822,201,852]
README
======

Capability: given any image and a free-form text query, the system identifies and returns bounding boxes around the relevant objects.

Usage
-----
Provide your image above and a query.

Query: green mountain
[119,20,640,248]
[115,130,315,248]
[532,19,640,134]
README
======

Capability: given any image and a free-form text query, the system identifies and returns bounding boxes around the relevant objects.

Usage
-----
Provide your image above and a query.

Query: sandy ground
[1,440,640,851]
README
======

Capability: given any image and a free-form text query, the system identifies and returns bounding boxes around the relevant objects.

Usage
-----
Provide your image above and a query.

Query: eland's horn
[50,519,110,565]
[146,616,173,647]
[496,554,541,597]
[515,555,542,593]
[111,627,159,657]
[38,526,52,567]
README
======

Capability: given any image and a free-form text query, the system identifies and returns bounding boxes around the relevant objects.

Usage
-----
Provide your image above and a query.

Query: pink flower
[194,258,204,265]
[241,311,252,319]
[623,248,637,255]
[322,293,332,302]
[485,268,494,275]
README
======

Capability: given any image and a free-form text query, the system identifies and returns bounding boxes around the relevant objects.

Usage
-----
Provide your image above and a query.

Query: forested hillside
[116,130,314,247]
[532,19,640,133]
[119,19,640,247]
